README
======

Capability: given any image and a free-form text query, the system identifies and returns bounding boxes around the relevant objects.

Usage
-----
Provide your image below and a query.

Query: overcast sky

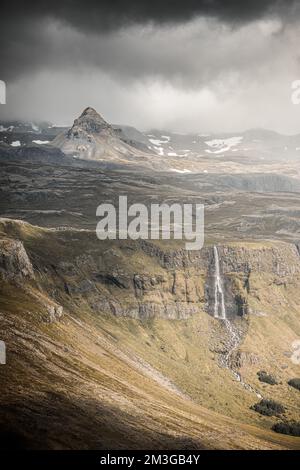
[1,1,300,133]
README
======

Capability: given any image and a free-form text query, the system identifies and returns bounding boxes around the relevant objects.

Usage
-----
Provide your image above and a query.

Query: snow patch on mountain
[149,137,170,146]
[205,136,243,154]
[170,168,192,173]
[32,140,50,145]
[154,146,164,156]
[31,123,40,132]
[0,125,14,132]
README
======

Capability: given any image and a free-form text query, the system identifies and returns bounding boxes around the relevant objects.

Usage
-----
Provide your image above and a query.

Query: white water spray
[213,245,226,319]
[212,246,262,398]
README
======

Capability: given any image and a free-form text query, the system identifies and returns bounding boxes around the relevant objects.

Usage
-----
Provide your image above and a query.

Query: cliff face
[138,239,300,275]
[1,220,299,322]
[57,255,206,320]
[0,238,35,280]
[205,242,300,318]
[73,240,299,320]
[0,232,64,323]
[218,243,300,276]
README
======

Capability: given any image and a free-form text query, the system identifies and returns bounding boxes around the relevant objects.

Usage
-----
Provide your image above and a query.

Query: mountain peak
[80,107,101,118]
[68,106,112,137]
[54,105,139,161]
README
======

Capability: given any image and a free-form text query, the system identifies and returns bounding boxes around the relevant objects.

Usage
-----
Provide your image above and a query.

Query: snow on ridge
[154,146,164,156]
[170,168,192,174]
[11,141,21,147]
[32,140,50,145]
[0,125,14,132]
[149,138,170,146]
[205,136,243,154]
[31,123,40,132]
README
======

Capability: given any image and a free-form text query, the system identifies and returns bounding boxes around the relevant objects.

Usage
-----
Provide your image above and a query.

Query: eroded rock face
[49,240,300,320]
[82,270,205,319]
[0,235,64,323]
[204,242,300,318]
[67,107,113,139]
[140,240,300,276]
[6,232,299,321]
[231,351,261,369]
[0,239,34,280]
[217,244,300,276]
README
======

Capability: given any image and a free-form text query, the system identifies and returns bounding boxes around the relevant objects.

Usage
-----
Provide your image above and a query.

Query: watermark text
[0,80,6,104]
[96,196,204,250]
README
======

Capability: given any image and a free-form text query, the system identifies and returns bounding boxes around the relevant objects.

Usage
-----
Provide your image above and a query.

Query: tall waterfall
[212,246,262,398]
[213,245,226,320]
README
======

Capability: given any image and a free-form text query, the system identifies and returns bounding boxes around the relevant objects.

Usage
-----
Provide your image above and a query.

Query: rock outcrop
[45,303,63,323]
[0,238,34,280]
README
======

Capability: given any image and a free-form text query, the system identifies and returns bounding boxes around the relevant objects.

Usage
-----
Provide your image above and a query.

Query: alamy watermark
[96,196,204,250]
[291,80,300,104]
[0,341,6,364]
[0,80,6,104]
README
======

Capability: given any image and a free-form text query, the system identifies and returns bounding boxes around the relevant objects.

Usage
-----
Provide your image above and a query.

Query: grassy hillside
[0,219,299,449]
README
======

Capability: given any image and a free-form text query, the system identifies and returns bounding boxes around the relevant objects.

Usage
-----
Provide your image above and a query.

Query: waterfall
[213,245,226,319]
[212,246,263,398]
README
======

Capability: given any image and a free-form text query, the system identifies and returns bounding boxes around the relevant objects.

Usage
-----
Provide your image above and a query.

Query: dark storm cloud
[1,1,297,31]
[2,0,300,133]
[0,0,299,80]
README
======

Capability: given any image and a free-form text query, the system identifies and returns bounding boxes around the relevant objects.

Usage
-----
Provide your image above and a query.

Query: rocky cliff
[1,219,298,323]
[0,238,35,280]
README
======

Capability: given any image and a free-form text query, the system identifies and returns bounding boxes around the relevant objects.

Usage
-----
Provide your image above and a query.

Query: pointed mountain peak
[80,107,101,118]
[69,106,112,137]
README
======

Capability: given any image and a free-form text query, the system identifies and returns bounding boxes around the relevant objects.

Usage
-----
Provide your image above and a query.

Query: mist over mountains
[2,107,300,165]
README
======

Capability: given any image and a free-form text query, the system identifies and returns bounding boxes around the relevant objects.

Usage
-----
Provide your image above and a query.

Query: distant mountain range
[2,108,300,171]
